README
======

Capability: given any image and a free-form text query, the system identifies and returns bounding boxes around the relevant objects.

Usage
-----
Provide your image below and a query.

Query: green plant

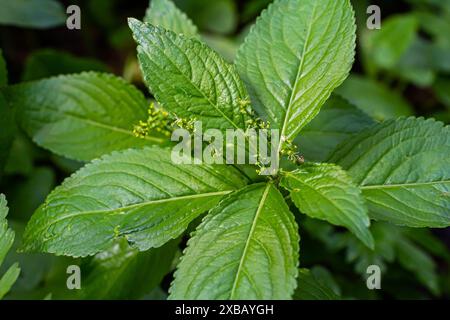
[0,0,449,300]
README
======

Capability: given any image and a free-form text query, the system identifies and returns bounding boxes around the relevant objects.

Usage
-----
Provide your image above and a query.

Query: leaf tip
[364,232,375,250]
[127,17,143,31]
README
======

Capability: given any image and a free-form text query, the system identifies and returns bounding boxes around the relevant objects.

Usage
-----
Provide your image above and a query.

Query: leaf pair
[236,0,356,144]
[132,0,357,144]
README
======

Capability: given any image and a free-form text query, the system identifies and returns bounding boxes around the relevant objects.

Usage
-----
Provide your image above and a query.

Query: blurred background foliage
[0,0,449,299]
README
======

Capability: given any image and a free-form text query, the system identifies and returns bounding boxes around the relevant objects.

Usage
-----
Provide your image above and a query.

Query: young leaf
[129,19,250,131]
[329,117,450,228]
[281,163,374,248]
[21,146,248,257]
[336,75,414,121]
[0,195,20,299]
[7,72,166,161]
[169,183,299,299]
[236,0,356,142]
[79,239,179,299]
[144,0,198,37]
[293,269,340,300]
[295,95,375,162]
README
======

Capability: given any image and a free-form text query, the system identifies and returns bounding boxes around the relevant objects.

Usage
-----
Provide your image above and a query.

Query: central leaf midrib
[229,183,271,299]
[360,180,450,190]
[67,113,165,143]
[36,109,164,144]
[278,1,318,154]
[34,191,231,237]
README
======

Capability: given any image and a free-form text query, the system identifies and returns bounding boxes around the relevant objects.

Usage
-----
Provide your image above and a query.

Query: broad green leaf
[0,0,66,29]
[144,0,198,37]
[336,75,414,121]
[129,19,250,131]
[365,14,418,69]
[0,195,20,299]
[174,0,237,35]
[21,146,248,257]
[236,0,356,142]
[295,95,375,162]
[281,163,374,248]
[329,117,450,227]
[22,49,109,81]
[0,92,15,178]
[79,239,179,299]
[7,72,166,161]
[0,49,7,86]
[293,269,340,300]
[169,183,299,299]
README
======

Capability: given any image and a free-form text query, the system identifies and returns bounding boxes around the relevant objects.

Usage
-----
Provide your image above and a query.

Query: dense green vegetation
[0,0,449,300]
